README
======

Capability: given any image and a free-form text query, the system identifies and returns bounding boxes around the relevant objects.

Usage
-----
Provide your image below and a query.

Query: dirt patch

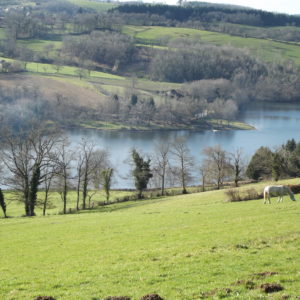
[200,288,232,298]
[254,271,278,278]
[103,297,131,300]
[139,294,164,300]
[260,283,284,293]
[245,281,255,290]
[34,297,56,300]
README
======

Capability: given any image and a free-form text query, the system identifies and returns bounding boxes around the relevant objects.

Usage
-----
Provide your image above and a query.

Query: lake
[69,102,300,188]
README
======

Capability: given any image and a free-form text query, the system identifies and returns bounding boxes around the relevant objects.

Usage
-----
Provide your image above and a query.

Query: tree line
[62,31,135,69]
[247,139,300,181]
[0,125,111,217]
[1,124,299,218]
[113,4,300,27]
[150,39,300,104]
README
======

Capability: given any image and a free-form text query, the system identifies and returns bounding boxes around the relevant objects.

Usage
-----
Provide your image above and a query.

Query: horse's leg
[279,193,284,202]
[264,191,267,204]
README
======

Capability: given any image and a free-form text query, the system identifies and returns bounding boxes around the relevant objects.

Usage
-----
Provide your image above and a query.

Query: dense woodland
[114,3,300,27]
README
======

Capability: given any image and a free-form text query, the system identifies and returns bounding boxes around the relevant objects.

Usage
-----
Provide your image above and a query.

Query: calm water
[69,103,300,188]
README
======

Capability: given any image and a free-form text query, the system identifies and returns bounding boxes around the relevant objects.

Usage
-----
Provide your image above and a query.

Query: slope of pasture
[123,25,300,64]
[0,73,107,108]
[1,180,300,299]
[0,56,181,107]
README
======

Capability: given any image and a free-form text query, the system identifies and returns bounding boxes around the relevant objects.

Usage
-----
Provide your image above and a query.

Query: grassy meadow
[123,25,300,64]
[1,179,300,299]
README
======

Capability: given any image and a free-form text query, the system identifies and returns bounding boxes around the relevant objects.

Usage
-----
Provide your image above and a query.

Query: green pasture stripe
[0,56,124,80]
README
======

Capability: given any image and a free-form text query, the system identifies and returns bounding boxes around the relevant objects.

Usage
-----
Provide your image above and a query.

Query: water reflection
[68,103,300,188]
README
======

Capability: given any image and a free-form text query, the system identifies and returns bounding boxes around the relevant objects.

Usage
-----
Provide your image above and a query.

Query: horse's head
[285,186,296,201]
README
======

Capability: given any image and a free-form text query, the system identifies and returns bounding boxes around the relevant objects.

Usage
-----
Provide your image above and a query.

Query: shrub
[225,187,262,202]
[224,188,241,202]
[243,188,261,200]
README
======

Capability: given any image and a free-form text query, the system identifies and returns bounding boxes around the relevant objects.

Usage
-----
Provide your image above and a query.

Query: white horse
[263,185,296,204]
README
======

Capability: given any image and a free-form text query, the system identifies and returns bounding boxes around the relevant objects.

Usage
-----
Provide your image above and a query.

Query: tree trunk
[82,169,88,209]
[24,183,31,216]
[161,174,165,196]
[63,176,67,214]
[43,188,49,216]
[76,177,81,211]
[181,158,187,194]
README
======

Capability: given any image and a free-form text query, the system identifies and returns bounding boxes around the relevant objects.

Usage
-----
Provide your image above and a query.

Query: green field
[123,25,300,64]
[1,179,300,299]
[66,0,117,12]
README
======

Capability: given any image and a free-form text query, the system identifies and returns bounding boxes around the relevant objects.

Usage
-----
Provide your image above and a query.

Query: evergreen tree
[285,139,296,152]
[29,166,41,216]
[272,152,284,181]
[131,149,153,199]
[246,146,273,180]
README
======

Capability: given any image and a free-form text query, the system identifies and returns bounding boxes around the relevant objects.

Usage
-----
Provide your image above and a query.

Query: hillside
[1,0,300,131]
[124,25,300,64]
[1,179,300,299]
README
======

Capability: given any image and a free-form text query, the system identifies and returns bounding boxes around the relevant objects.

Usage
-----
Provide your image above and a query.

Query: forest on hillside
[114,3,300,27]
[0,0,300,130]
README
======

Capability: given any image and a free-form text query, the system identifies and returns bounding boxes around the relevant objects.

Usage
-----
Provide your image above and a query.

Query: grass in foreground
[1,179,300,299]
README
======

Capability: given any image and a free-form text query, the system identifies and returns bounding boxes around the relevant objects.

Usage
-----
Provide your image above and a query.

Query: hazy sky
[155,0,300,15]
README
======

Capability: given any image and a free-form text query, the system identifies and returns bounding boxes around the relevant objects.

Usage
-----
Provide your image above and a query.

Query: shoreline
[74,119,255,132]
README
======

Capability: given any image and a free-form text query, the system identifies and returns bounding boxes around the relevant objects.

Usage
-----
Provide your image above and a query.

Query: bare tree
[202,145,229,190]
[73,139,111,210]
[42,165,57,216]
[75,149,84,211]
[152,141,171,196]
[81,141,96,210]
[0,126,61,216]
[199,161,211,192]
[77,142,110,210]
[229,148,246,187]
[171,138,193,194]
[55,139,73,214]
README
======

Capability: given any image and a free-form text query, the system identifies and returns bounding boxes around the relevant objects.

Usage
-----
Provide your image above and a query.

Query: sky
[153,0,300,15]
